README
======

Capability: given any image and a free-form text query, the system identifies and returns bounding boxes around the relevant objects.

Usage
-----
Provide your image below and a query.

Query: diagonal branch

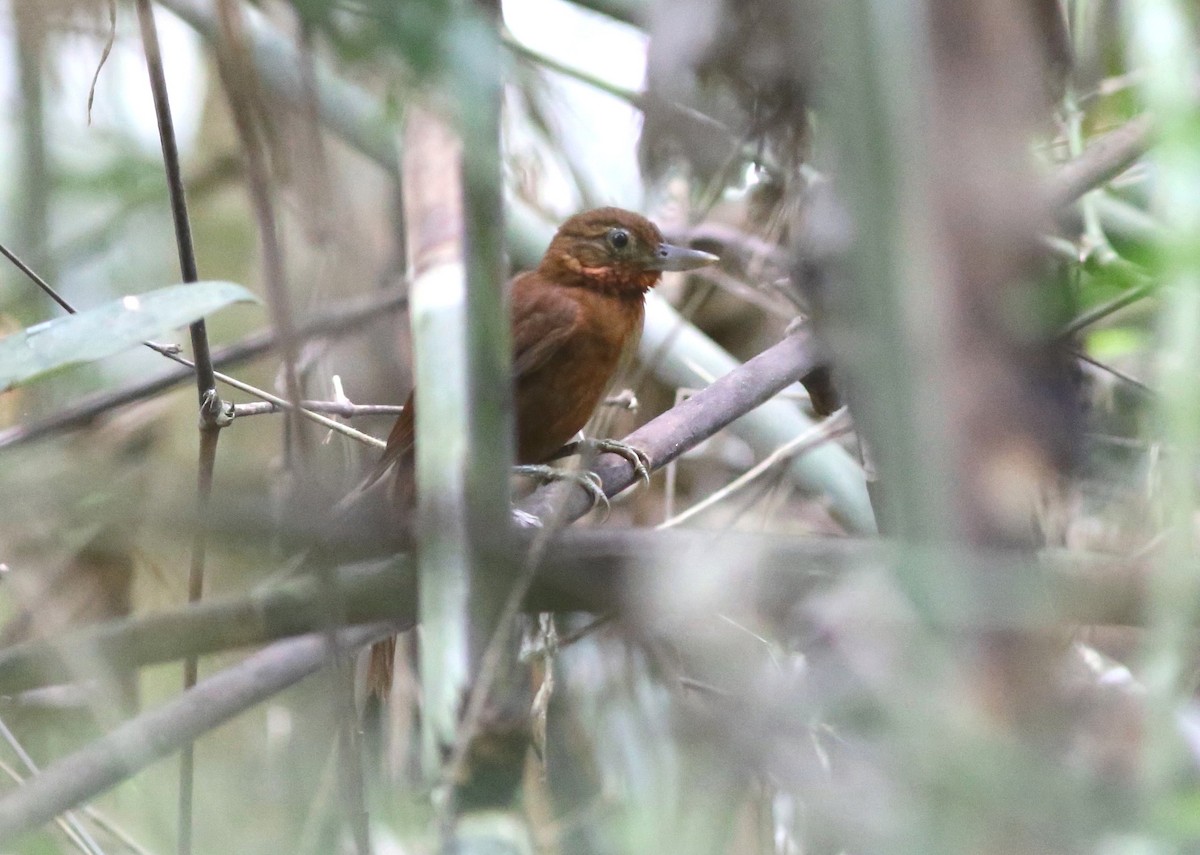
[0,623,399,846]
[1048,113,1155,209]
[516,328,824,525]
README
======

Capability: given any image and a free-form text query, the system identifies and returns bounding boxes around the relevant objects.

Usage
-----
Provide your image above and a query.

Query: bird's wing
[510,280,582,380]
[362,278,579,489]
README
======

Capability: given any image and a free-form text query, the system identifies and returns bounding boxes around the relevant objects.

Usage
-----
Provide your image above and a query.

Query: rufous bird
[363,206,718,695]
[364,206,718,501]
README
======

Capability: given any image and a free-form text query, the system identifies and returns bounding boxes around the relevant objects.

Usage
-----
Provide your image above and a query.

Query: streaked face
[544,208,718,292]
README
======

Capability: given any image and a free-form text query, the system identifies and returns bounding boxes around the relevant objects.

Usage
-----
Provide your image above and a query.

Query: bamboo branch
[400,107,477,772]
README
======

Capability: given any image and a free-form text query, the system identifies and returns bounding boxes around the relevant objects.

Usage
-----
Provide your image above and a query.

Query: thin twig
[135,0,218,406]
[690,267,796,320]
[231,400,405,418]
[677,676,731,698]
[0,241,73,314]
[666,222,790,272]
[177,422,217,855]
[1073,348,1155,396]
[565,0,641,25]
[78,806,158,855]
[656,408,853,530]
[601,389,639,412]
[1061,278,1155,338]
[1045,233,1156,337]
[1060,55,1116,262]
[134,4,223,852]
[501,30,759,172]
[153,350,385,448]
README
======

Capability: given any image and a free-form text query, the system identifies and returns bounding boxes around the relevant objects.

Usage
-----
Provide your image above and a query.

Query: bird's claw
[553,438,652,488]
[514,464,611,518]
[590,439,652,487]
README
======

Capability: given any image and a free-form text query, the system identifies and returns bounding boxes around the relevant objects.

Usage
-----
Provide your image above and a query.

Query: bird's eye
[606,228,630,251]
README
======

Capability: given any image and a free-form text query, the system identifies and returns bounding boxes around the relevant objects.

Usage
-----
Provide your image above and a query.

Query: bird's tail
[353,391,416,701]
[362,449,415,701]
[366,634,397,700]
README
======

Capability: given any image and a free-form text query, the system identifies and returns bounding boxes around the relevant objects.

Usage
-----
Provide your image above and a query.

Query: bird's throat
[553,257,659,297]
[583,266,659,294]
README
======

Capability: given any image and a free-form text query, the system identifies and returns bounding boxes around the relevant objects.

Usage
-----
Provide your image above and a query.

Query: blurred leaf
[0,282,258,392]
[1154,786,1200,840]
[1087,326,1145,359]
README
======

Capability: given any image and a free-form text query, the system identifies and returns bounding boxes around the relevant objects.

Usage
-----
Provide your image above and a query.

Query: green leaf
[0,281,258,392]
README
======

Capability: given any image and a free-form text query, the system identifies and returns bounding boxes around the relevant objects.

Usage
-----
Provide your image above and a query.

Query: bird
[362,206,718,696]
[363,206,719,501]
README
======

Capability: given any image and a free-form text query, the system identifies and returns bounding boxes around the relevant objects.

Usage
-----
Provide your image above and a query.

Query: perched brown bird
[364,206,718,500]
[363,206,717,694]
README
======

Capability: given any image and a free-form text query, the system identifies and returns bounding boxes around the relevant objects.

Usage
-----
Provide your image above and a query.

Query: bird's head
[539,207,718,296]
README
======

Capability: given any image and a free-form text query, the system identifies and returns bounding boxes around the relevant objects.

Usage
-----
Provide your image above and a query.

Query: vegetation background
[0,0,1188,853]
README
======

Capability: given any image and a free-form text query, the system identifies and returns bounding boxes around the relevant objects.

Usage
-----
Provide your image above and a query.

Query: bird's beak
[645,243,720,272]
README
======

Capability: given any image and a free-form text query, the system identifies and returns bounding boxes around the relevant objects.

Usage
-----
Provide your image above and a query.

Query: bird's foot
[556,438,651,487]
[514,464,610,517]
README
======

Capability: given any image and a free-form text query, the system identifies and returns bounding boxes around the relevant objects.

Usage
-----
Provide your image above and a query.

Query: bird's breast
[514,291,643,464]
